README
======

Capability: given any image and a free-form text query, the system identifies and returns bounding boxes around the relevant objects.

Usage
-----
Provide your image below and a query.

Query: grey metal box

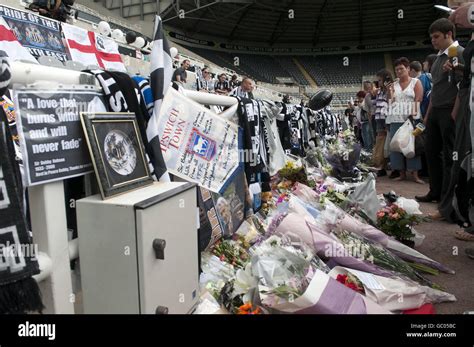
[77,182,199,314]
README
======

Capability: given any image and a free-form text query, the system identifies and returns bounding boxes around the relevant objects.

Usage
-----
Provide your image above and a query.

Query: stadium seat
[38,56,65,68]
[65,60,86,71]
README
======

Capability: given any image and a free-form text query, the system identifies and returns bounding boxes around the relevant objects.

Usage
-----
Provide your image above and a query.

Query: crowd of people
[345,56,432,184]
[171,58,254,97]
[345,15,474,254]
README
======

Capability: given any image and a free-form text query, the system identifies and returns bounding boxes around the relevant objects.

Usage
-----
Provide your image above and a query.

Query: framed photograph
[80,112,153,199]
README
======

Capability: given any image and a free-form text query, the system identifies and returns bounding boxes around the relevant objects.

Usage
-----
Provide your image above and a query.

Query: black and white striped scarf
[88,69,161,177]
[236,97,271,190]
[0,108,43,314]
[147,15,173,181]
[0,51,11,96]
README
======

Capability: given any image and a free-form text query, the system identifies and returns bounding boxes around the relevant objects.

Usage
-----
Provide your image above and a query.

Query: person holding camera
[386,57,425,184]
[372,69,393,177]
[355,91,373,151]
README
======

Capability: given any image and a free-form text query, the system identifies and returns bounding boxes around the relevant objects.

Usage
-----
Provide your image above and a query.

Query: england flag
[0,17,37,63]
[62,23,126,72]
[147,15,173,181]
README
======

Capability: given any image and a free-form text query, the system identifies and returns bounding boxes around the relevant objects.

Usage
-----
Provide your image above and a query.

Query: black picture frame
[80,112,153,199]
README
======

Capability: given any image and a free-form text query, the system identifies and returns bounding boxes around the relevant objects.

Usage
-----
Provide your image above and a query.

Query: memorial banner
[198,169,249,251]
[13,88,106,186]
[0,5,68,62]
[159,88,241,194]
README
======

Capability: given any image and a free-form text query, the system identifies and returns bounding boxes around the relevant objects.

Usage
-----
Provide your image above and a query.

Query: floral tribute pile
[196,131,456,315]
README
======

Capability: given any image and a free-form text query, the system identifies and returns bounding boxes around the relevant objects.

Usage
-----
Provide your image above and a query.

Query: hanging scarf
[132,76,154,119]
[0,52,43,313]
[236,97,271,189]
[0,51,11,94]
[0,109,43,314]
[88,69,166,178]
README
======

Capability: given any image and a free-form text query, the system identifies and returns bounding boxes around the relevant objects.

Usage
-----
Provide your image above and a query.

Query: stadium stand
[298,53,385,87]
[272,56,309,85]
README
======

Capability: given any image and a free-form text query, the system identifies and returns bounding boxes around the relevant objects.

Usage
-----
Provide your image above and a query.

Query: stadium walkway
[376,176,474,314]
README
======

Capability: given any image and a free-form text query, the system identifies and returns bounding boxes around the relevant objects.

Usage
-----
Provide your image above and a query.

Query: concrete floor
[376,175,474,314]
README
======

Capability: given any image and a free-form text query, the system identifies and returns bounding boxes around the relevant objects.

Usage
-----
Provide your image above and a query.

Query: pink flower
[377,211,386,219]
[392,213,400,219]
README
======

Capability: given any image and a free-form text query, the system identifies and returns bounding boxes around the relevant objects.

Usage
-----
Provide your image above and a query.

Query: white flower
[234,263,258,303]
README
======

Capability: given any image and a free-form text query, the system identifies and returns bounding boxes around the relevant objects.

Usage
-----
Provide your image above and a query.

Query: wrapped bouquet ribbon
[328,266,455,312]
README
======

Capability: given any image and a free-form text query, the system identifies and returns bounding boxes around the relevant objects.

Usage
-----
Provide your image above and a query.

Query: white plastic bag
[396,197,423,215]
[390,120,415,159]
[411,228,426,247]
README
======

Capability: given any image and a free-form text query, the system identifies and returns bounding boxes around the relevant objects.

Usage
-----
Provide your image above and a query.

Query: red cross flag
[62,23,126,72]
[0,17,37,63]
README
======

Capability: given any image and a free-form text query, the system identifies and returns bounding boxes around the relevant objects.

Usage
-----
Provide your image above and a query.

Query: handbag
[408,116,425,156]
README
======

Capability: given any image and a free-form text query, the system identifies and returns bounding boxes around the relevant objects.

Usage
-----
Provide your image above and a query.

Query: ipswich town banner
[0,5,68,62]
[158,88,242,194]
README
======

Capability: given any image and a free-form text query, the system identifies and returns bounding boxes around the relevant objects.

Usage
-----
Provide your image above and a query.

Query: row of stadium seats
[180,45,303,84]
[34,56,148,77]
[36,56,91,71]
[333,92,355,105]
[272,56,309,85]
[178,46,435,90]
[298,53,385,86]
[183,45,387,86]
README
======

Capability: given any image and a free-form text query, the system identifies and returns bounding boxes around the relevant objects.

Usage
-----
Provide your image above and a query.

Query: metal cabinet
[77,182,199,314]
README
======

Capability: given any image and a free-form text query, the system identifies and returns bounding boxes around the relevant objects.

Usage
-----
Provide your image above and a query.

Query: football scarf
[0,108,43,314]
[236,97,271,189]
[88,70,167,179]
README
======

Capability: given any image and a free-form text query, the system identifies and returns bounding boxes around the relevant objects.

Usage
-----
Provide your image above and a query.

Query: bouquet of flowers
[211,236,251,269]
[320,187,348,206]
[336,273,365,294]
[236,303,262,315]
[324,138,362,180]
[277,161,311,186]
[332,229,440,290]
[305,147,327,168]
[329,266,456,311]
[376,204,423,243]
[251,235,328,306]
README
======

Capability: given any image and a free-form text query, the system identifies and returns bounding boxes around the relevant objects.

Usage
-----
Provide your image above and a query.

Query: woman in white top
[387,57,424,184]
